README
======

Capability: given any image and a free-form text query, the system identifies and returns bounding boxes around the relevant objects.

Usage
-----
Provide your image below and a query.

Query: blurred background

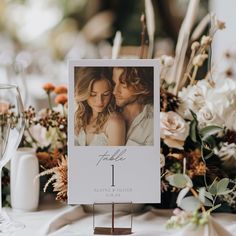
[0,0,234,109]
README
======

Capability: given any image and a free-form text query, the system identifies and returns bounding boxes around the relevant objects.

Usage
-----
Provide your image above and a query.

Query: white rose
[160,111,189,149]
[205,78,236,126]
[178,80,210,120]
[197,105,224,128]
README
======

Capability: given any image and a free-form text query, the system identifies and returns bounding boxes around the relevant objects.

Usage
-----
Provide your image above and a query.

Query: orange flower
[54,85,68,94]
[55,93,67,105]
[37,148,62,170]
[43,83,55,93]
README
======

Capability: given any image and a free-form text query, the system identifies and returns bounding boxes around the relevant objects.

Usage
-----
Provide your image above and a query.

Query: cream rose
[205,78,236,128]
[197,105,223,128]
[160,111,189,149]
[178,80,210,120]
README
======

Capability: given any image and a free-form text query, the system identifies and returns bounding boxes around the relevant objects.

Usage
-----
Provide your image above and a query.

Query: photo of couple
[74,66,154,146]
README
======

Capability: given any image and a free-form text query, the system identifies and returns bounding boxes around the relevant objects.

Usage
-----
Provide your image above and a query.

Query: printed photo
[74,66,154,146]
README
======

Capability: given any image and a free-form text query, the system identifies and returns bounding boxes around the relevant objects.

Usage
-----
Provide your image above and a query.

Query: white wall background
[210,0,236,62]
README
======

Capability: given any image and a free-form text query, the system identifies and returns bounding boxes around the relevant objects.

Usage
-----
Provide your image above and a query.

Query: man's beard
[115,96,138,108]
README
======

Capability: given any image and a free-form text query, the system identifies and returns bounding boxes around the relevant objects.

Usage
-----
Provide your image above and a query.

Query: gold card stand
[93,202,133,235]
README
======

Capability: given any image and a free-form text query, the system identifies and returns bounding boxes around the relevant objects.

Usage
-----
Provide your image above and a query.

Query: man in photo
[112,67,154,146]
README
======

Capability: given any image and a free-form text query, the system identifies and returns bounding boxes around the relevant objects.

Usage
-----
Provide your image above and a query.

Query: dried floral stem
[171,0,200,95]
[145,0,155,58]
[190,65,198,85]
[140,13,146,59]
[180,50,196,89]
[47,93,53,110]
[112,31,122,59]
[61,104,66,117]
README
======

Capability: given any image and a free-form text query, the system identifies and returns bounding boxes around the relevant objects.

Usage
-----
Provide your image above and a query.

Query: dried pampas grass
[169,0,200,95]
[145,0,155,58]
[112,31,122,59]
[191,14,211,41]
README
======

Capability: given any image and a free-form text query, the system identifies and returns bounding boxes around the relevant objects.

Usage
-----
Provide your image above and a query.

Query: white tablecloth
[4,198,236,236]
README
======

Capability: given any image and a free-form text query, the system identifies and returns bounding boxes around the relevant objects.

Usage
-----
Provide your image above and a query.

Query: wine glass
[0,84,25,233]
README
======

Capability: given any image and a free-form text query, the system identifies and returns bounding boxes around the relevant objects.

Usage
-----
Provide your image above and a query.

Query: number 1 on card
[111,165,115,187]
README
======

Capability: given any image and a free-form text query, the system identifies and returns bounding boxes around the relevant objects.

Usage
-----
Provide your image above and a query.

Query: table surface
[3,197,236,236]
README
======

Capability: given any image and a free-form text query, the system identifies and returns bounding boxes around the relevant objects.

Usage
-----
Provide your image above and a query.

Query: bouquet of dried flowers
[20,83,68,201]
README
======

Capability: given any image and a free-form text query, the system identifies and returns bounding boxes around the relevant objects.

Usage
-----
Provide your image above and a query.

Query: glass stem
[0,166,2,212]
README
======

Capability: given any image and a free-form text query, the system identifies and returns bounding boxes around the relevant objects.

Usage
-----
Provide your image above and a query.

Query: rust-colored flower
[43,83,55,93]
[54,85,68,94]
[55,94,67,105]
[37,148,62,169]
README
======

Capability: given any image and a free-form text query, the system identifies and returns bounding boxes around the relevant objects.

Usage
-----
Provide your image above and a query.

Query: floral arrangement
[20,83,68,201]
[159,12,236,230]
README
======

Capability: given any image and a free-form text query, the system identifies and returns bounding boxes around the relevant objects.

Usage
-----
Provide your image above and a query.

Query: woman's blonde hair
[74,67,115,135]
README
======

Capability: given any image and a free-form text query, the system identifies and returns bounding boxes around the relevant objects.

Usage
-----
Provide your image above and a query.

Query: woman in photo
[74,67,126,146]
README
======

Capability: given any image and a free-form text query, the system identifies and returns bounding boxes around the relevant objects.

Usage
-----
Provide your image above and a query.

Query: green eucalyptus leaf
[177,187,190,206]
[200,126,223,140]
[217,189,234,196]
[185,175,193,188]
[217,178,229,194]
[204,191,213,201]
[198,188,213,206]
[208,179,218,195]
[190,119,198,143]
[198,187,206,203]
[190,109,198,121]
[179,196,201,212]
[208,204,221,213]
[166,174,188,188]
[203,136,217,149]
[204,198,213,207]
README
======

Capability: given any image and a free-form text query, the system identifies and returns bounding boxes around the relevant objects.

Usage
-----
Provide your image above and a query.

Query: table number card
[68,59,160,204]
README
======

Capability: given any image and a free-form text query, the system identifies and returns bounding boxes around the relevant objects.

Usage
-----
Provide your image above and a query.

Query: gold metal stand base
[93,202,133,235]
[94,227,132,235]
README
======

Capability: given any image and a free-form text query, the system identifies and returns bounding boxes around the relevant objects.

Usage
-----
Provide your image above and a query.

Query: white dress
[74,129,108,146]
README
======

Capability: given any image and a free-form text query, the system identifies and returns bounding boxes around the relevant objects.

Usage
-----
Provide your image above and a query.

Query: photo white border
[68,59,160,204]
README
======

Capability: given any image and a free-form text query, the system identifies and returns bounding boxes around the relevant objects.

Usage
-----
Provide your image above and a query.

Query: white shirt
[126,104,154,146]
